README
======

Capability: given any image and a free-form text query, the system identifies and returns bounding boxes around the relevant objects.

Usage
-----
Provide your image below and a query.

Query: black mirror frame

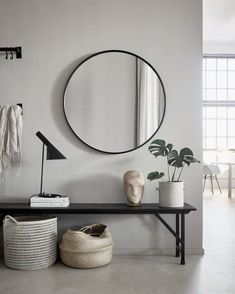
[63,49,166,154]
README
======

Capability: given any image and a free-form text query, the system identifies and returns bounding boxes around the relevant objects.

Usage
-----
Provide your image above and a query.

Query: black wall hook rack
[17,103,23,115]
[0,47,22,59]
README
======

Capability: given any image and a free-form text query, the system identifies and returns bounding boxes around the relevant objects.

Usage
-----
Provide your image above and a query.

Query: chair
[203,164,222,195]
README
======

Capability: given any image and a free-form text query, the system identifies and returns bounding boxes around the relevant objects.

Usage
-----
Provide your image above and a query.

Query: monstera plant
[147,139,200,182]
[147,139,200,207]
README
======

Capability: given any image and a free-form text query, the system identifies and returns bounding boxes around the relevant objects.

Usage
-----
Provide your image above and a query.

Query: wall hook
[17,103,23,115]
[0,47,22,59]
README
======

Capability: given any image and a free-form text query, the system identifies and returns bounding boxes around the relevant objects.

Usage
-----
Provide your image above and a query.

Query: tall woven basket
[3,215,57,270]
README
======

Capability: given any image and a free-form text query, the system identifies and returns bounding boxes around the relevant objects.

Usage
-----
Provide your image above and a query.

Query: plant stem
[167,157,170,181]
[171,167,176,182]
[177,165,184,181]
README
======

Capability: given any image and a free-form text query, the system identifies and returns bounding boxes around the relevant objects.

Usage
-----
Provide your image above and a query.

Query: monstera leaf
[167,150,183,168]
[168,148,200,167]
[184,155,200,165]
[148,139,173,158]
[147,171,165,181]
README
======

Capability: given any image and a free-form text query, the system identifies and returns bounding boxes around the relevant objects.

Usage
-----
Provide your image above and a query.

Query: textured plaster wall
[0,0,203,253]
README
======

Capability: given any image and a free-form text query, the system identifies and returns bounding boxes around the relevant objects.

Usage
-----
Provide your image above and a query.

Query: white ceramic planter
[158,181,184,207]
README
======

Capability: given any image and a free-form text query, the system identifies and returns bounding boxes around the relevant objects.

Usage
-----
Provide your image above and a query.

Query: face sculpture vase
[123,170,145,206]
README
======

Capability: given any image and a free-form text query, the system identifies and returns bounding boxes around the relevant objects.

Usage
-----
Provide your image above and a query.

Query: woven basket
[59,224,113,269]
[3,215,57,270]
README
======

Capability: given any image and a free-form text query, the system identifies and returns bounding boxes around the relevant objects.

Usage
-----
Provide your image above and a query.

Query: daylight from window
[203,57,235,164]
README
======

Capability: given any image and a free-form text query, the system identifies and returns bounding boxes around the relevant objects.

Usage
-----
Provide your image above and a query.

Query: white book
[30,201,70,208]
[30,195,69,203]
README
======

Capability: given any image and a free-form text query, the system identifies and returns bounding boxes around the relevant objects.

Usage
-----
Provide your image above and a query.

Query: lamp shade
[36,131,66,160]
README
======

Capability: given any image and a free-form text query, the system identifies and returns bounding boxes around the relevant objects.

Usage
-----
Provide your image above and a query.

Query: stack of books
[30,194,70,207]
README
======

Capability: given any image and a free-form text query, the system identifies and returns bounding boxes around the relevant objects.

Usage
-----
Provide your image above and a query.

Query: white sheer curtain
[136,59,163,146]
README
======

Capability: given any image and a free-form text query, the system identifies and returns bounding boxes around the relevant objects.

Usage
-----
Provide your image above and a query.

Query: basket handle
[4,215,18,224]
[80,225,92,234]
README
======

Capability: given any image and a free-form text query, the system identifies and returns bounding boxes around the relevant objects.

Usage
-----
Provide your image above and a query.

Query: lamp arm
[36,131,51,147]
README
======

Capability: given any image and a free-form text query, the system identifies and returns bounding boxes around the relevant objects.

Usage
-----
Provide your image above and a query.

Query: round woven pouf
[3,215,57,270]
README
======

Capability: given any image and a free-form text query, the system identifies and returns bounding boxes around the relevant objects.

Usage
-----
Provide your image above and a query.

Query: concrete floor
[0,190,235,294]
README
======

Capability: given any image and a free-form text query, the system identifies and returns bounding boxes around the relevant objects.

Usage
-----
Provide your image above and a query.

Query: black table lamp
[36,131,66,196]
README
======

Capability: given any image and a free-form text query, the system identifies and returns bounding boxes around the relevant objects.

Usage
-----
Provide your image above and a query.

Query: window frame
[203,54,235,151]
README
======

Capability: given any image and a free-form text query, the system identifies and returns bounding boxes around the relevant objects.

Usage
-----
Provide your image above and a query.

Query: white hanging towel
[0,105,23,174]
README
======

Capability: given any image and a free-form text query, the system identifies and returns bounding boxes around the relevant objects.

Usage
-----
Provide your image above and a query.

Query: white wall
[0,0,203,253]
[204,42,235,54]
[203,0,235,55]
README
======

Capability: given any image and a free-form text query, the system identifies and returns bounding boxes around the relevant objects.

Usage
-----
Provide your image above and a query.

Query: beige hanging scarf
[0,105,23,176]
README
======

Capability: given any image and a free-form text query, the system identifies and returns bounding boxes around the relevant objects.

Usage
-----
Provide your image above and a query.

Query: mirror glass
[63,50,166,153]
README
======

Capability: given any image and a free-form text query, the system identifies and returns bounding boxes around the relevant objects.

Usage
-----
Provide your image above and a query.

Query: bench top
[0,203,196,215]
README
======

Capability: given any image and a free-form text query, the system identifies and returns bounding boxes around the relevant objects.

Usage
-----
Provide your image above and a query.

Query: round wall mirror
[63,50,166,154]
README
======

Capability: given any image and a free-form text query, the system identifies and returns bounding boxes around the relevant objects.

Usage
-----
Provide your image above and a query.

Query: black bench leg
[175,214,180,257]
[181,213,185,265]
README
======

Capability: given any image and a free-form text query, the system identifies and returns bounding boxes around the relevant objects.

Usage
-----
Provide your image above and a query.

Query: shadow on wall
[65,173,124,203]
[62,173,164,249]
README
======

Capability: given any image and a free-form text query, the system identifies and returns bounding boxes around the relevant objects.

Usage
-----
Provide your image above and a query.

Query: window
[203,56,235,152]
